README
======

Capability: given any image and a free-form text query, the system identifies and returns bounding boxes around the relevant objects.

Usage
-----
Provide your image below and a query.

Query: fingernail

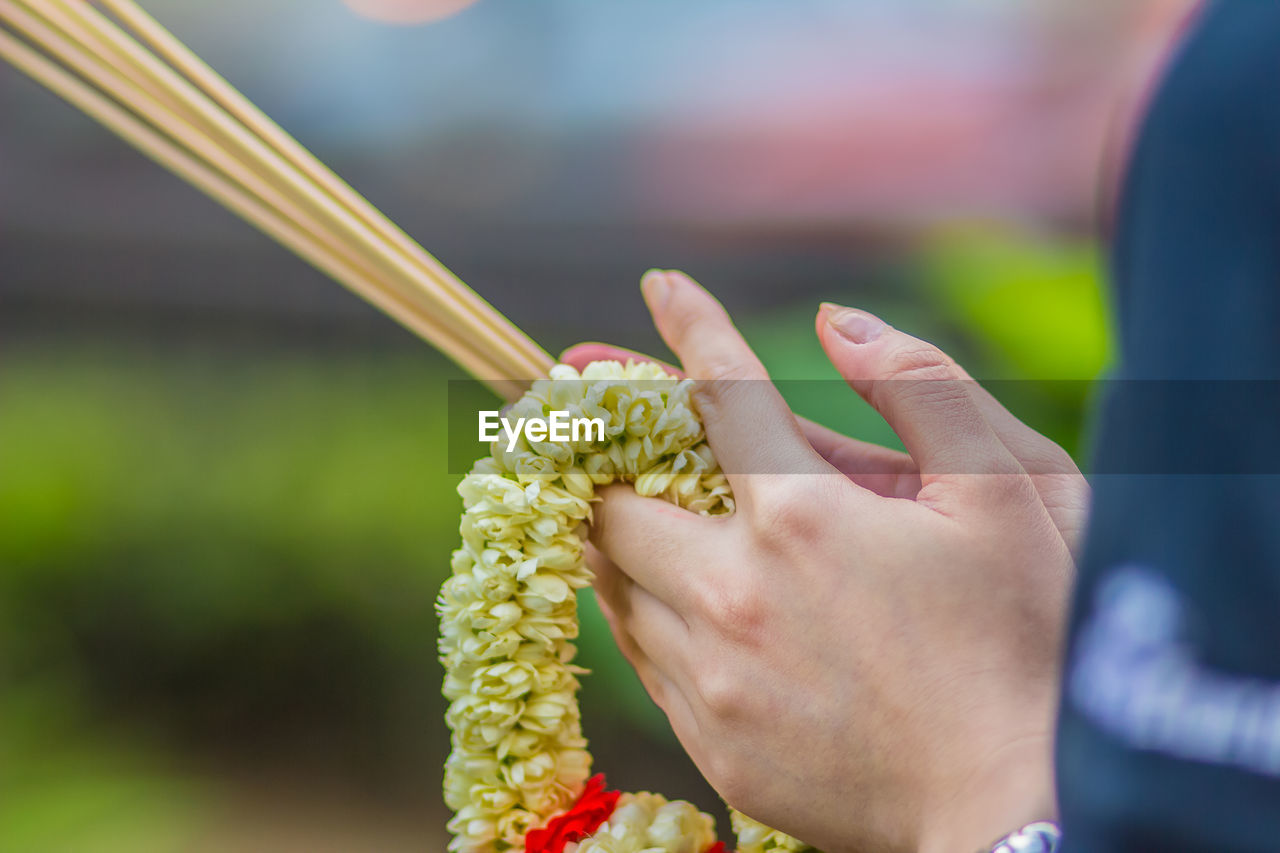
[825,304,885,344]
[641,269,671,310]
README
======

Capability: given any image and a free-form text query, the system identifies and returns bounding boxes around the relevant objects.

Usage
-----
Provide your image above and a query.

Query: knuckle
[867,344,969,417]
[692,362,765,413]
[751,482,824,549]
[872,377,972,429]
[692,663,746,720]
[701,578,768,645]
[883,341,959,383]
[976,470,1041,506]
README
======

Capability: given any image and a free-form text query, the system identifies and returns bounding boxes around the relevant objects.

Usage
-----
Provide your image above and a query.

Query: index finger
[639,270,828,492]
[590,483,717,616]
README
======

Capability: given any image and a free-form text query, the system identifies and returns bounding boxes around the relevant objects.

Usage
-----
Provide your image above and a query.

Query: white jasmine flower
[441,361,807,853]
[731,811,811,852]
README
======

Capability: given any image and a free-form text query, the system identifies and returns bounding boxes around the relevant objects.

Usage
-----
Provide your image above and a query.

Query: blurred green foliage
[923,227,1111,381]
[0,228,1112,847]
[0,348,467,846]
[0,681,205,852]
[0,349,460,710]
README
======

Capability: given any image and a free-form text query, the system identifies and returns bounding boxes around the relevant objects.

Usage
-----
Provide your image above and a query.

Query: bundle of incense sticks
[0,0,553,401]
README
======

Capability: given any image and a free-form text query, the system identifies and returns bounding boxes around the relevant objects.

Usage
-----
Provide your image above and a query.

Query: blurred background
[0,0,1194,849]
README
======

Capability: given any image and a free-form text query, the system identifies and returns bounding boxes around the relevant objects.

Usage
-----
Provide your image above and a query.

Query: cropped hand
[561,270,1086,853]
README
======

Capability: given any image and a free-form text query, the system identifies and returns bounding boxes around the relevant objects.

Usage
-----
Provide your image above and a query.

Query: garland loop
[440,361,811,853]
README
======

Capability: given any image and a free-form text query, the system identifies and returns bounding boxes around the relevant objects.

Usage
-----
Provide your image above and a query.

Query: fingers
[965,386,1059,470]
[640,269,761,386]
[567,342,904,494]
[799,418,922,500]
[640,270,828,488]
[959,383,1090,552]
[815,303,1026,505]
[586,551,669,701]
[586,546,703,743]
[588,483,713,613]
[563,342,921,498]
[588,544,692,677]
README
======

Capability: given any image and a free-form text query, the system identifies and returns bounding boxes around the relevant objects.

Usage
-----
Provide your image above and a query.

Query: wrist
[915,735,1057,853]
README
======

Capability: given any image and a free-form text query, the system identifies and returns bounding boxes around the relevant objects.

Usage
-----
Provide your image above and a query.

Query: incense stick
[1,0,514,383]
[38,0,543,381]
[0,0,554,400]
[0,26,533,401]
[96,0,553,377]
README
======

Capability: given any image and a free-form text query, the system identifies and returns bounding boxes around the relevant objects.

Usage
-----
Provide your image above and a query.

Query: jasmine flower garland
[440,361,812,853]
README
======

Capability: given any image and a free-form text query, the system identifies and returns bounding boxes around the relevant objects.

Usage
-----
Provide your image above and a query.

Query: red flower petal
[524,774,621,853]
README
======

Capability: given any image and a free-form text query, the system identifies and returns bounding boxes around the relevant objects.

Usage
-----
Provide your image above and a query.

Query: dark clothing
[1059,2,1280,850]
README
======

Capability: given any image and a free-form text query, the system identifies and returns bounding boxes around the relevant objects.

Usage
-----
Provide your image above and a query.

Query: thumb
[815,303,1023,494]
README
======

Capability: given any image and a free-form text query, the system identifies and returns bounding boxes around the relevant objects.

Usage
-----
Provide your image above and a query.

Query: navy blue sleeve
[1057,3,1280,851]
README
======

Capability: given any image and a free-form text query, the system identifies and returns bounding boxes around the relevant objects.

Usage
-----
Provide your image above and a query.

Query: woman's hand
[561,270,1087,853]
